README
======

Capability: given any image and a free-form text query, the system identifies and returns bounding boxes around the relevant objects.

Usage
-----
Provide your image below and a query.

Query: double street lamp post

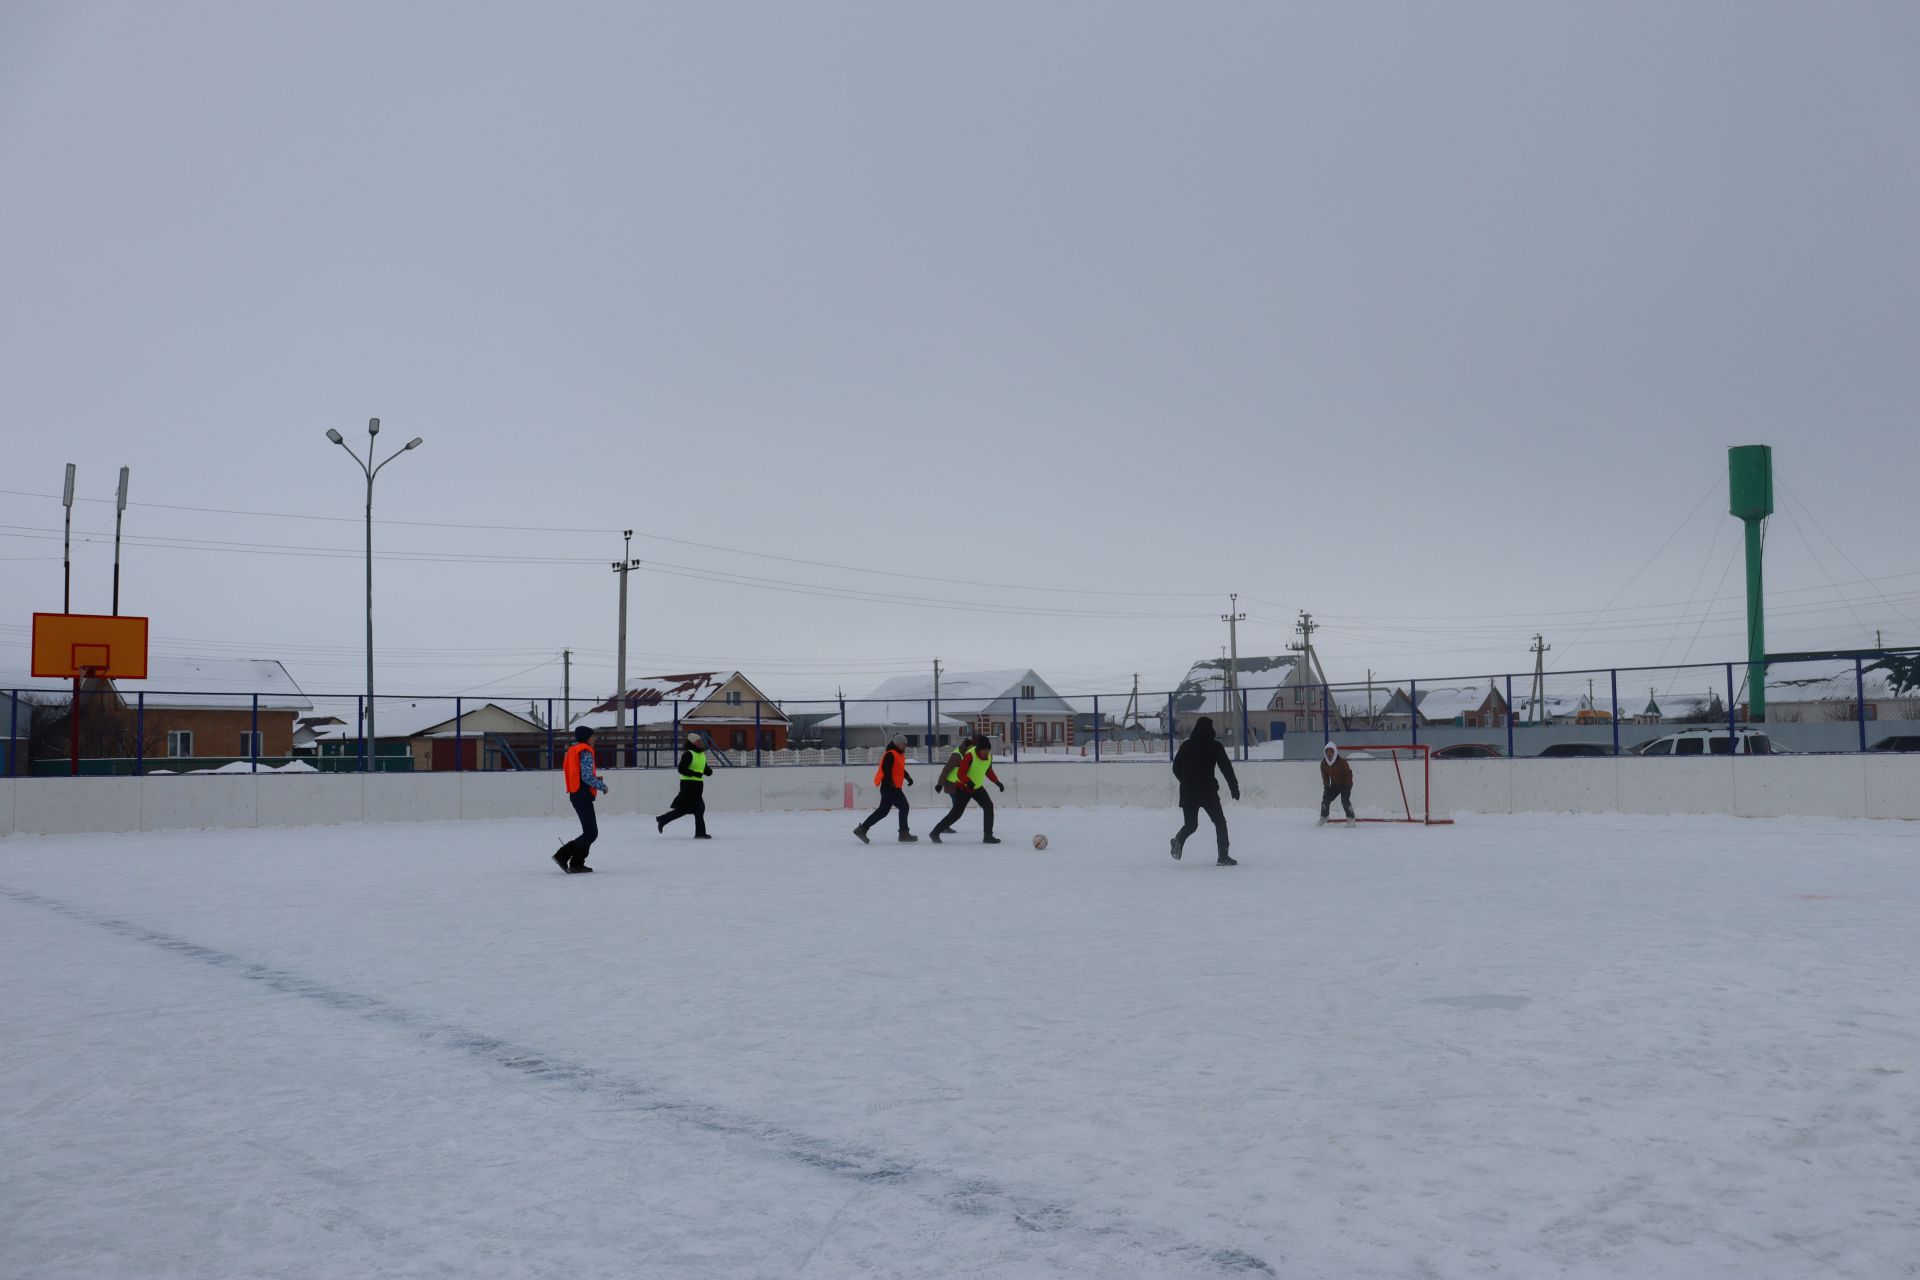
[325,418,423,763]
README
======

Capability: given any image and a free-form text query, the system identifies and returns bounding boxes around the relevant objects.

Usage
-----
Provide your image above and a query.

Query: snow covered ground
[3,807,1915,1279]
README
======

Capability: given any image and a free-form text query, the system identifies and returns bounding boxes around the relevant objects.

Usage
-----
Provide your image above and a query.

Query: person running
[656,730,714,839]
[1319,742,1356,825]
[1170,716,1240,865]
[855,736,918,843]
[928,734,1003,844]
[554,725,608,873]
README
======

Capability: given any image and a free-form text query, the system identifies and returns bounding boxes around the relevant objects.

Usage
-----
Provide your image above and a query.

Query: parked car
[1630,728,1775,756]
[1537,742,1611,758]
[1431,743,1503,759]
[1868,735,1920,753]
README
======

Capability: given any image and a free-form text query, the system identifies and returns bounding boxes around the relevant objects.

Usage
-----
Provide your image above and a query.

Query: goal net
[1334,744,1454,825]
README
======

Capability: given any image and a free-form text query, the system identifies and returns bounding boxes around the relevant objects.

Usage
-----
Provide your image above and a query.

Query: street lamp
[325,418,424,765]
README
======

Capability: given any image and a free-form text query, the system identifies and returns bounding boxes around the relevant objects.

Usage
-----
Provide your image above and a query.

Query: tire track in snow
[1,885,1275,1277]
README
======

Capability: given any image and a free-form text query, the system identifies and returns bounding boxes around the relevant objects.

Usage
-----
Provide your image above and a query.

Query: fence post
[6,689,15,778]
[671,700,680,759]
[629,703,638,770]
[357,695,366,772]
[1011,696,1019,762]
[546,699,554,770]
[1610,670,1620,756]
[454,697,463,773]
[1410,679,1419,747]
[925,700,934,766]
[251,694,260,773]
[1505,675,1514,758]
[1322,683,1330,747]
[1726,664,1737,750]
[1093,695,1101,763]
[1855,658,1868,753]
[1167,694,1176,759]
[755,700,762,767]
[838,697,847,768]
[1239,690,1250,762]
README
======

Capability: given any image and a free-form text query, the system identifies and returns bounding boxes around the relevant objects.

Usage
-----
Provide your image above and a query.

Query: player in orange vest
[554,725,608,873]
[855,736,918,843]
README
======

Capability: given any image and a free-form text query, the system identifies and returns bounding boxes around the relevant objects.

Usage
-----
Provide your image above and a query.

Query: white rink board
[4,755,1919,836]
[2,808,1916,1279]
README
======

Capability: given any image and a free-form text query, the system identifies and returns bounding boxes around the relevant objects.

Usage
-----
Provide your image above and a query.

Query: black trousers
[1320,781,1354,818]
[658,780,708,836]
[561,789,598,864]
[862,784,910,833]
[1174,793,1229,858]
[930,786,993,838]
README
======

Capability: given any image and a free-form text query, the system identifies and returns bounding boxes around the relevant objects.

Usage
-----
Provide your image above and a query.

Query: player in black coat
[1170,716,1241,865]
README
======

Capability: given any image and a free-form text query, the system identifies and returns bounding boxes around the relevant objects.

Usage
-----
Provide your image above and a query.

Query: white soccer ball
[1032,834,1048,850]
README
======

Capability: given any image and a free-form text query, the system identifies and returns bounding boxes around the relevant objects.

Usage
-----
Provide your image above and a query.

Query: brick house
[11,657,313,766]
[575,672,791,761]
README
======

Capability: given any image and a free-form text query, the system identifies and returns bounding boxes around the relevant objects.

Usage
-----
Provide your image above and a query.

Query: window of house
[906,735,920,747]
[167,730,193,757]
[730,730,747,750]
[1022,685,1036,700]
[724,691,743,706]
[238,731,263,758]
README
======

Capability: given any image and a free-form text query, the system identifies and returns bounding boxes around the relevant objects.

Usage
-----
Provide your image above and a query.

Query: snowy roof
[867,670,1070,713]
[313,701,540,741]
[572,672,790,732]
[1765,666,1908,702]
[124,657,313,711]
[1403,682,1502,722]
[1174,657,1300,713]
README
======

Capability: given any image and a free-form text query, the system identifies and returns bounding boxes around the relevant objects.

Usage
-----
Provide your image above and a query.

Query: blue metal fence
[4,649,1916,777]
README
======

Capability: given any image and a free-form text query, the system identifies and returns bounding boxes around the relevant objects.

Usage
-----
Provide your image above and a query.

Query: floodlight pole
[326,418,424,761]
[62,463,75,612]
[112,466,130,615]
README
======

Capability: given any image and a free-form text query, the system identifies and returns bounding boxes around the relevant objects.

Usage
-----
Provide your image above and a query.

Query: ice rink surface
[3,805,1916,1279]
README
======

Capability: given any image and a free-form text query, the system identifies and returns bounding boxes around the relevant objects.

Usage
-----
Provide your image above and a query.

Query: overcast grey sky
[4,1,1918,706]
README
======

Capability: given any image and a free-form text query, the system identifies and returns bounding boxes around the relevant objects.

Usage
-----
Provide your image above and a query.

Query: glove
[905,775,915,787]
[994,780,1005,793]
[1229,787,1240,802]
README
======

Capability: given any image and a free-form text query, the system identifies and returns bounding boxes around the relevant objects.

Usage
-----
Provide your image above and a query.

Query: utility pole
[562,648,571,726]
[932,658,943,744]
[1529,634,1550,726]
[612,531,639,736]
[1366,668,1375,728]
[1221,593,1245,751]
[111,467,129,615]
[1123,672,1141,730]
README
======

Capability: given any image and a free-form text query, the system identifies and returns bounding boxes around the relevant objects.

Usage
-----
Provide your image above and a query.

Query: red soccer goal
[1333,744,1455,826]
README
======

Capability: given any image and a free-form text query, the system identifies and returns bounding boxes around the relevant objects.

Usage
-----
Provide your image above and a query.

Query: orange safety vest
[874,748,905,789]
[564,742,596,793]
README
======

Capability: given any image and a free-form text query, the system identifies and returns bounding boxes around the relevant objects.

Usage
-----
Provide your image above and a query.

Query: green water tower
[1728,445,1773,721]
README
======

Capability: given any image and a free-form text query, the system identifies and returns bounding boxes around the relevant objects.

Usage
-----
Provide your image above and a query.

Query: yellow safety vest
[680,749,708,782]
[965,749,992,788]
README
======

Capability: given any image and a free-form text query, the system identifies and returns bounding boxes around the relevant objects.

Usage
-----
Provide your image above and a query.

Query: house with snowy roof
[1379,680,1510,730]
[1762,664,1920,724]
[5,656,314,766]
[813,669,1073,752]
[573,672,790,758]
[314,700,547,770]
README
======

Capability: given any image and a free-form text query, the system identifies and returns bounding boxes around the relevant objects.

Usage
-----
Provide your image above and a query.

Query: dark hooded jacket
[1171,717,1239,804]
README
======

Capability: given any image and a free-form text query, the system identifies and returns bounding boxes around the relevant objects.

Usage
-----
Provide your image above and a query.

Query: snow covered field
[3,807,1915,1278]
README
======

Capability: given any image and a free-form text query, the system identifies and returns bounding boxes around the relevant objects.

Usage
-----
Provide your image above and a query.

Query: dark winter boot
[898,831,918,843]
[982,835,1002,844]
[1170,835,1184,861]
[553,847,574,874]
[928,829,944,844]
[1216,853,1238,866]
[853,824,871,844]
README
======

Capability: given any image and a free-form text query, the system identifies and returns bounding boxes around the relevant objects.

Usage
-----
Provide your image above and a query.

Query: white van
[1631,728,1775,756]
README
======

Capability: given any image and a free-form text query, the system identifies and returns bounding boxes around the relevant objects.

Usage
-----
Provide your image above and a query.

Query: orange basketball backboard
[30,613,149,679]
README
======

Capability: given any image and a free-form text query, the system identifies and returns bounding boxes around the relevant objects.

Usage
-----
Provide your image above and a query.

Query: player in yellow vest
[929,734,1003,844]
[553,725,608,873]
[656,731,714,839]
